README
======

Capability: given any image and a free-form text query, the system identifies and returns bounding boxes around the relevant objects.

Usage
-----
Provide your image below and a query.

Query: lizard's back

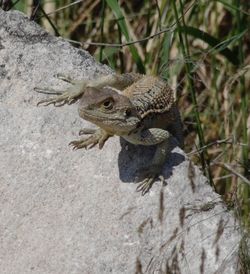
[123,75,183,147]
[123,76,175,125]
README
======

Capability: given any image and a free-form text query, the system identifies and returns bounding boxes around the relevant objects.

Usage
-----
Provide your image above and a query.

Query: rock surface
[0,9,243,274]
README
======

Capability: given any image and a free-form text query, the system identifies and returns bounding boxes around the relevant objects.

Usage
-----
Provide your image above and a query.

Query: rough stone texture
[0,9,243,274]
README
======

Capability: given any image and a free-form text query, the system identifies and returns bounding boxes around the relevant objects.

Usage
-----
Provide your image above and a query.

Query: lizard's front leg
[35,73,89,106]
[123,128,170,195]
[69,128,112,150]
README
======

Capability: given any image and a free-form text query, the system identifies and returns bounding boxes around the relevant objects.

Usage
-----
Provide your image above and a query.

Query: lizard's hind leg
[133,129,170,195]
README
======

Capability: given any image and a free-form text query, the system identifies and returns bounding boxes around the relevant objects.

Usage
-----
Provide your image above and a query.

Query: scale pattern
[123,76,174,119]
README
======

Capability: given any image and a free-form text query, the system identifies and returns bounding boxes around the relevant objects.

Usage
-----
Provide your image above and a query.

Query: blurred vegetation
[2,0,250,230]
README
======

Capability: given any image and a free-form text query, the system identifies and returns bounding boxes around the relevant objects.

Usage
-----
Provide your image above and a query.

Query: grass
[5,0,250,230]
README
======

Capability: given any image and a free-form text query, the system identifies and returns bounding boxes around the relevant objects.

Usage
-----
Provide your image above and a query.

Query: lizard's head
[78,87,140,135]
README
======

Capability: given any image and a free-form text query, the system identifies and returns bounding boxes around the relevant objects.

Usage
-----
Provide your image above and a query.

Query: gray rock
[0,9,244,274]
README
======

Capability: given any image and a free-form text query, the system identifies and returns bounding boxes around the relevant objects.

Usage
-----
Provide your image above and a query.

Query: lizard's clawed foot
[136,165,164,195]
[35,74,87,106]
[69,128,110,150]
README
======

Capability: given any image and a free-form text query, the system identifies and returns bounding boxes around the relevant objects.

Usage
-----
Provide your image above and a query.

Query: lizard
[35,73,184,195]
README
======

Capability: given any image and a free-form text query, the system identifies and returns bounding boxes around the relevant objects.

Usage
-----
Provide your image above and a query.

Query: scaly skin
[36,73,183,195]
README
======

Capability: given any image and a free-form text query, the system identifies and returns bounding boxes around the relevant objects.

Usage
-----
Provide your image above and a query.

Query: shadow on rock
[118,137,185,184]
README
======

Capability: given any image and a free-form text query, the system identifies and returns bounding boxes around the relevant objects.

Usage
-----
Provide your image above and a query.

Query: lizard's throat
[79,109,124,123]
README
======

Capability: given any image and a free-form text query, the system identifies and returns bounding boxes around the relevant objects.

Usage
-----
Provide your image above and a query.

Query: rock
[0,9,244,274]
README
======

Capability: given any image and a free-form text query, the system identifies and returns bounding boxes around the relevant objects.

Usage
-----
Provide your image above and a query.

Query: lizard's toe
[136,177,155,195]
[55,73,75,84]
[69,136,98,150]
[69,129,111,150]
[135,166,164,195]
[79,128,96,135]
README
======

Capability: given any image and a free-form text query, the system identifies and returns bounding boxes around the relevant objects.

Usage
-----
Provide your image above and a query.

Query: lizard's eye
[102,99,114,110]
[125,109,132,117]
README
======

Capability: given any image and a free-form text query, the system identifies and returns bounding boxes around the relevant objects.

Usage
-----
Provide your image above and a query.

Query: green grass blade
[179,26,246,65]
[105,0,145,73]
[159,32,173,80]
[216,0,249,15]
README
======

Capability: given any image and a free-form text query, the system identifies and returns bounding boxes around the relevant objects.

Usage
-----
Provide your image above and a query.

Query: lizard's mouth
[79,108,126,123]
[78,108,140,135]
